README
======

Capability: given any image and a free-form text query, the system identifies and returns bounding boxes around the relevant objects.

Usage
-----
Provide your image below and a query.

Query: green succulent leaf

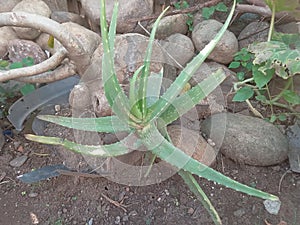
[179,170,221,225]
[100,0,139,125]
[25,133,141,157]
[37,115,131,133]
[233,86,254,102]
[147,0,236,124]
[159,69,226,125]
[141,124,279,201]
[137,6,169,118]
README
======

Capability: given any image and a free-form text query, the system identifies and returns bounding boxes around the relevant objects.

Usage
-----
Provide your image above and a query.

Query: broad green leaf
[233,86,254,102]
[9,62,23,69]
[249,41,300,79]
[37,115,131,133]
[20,84,35,96]
[22,57,34,67]
[146,0,236,124]
[228,61,240,69]
[269,114,277,123]
[282,90,300,105]
[278,114,287,121]
[179,170,221,225]
[202,7,215,19]
[255,94,268,103]
[0,60,9,68]
[140,124,279,201]
[236,71,245,81]
[25,133,141,157]
[215,2,228,12]
[272,32,300,49]
[159,69,226,125]
[252,65,273,89]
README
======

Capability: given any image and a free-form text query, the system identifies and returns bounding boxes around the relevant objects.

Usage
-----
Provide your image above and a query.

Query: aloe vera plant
[25,0,279,224]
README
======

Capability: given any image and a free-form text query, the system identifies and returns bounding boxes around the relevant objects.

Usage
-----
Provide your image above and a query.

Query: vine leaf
[233,86,254,102]
[249,40,300,79]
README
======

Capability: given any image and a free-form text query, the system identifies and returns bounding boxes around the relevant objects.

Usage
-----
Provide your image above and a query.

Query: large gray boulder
[0,26,18,58]
[192,19,238,64]
[201,112,289,166]
[12,0,52,39]
[80,0,154,33]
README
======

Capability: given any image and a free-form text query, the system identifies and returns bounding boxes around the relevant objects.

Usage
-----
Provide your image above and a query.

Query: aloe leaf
[140,124,279,201]
[108,0,118,58]
[158,69,226,126]
[100,0,139,124]
[37,115,131,133]
[137,7,169,118]
[25,133,141,157]
[129,65,145,119]
[146,0,236,123]
[179,170,221,225]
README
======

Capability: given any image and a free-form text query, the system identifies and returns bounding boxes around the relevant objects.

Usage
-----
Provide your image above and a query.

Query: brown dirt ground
[0,119,299,225]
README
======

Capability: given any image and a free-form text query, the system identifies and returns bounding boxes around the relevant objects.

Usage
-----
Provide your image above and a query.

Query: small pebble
[115,216,121,224]
[29,192,38,198]
[264,199,281,215]
[9,155,28,167]
[233,208,245,217]
[54,105,61,112]
[187,208,194,215]
[122,215,129,222]
[63,208,68,213]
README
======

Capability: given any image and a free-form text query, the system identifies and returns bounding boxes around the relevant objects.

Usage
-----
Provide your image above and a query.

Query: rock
[276,22,299,34]
[12,0,51,40]
[9,155,28,167]
[167,125,216,166]
[8,39,48,64]
[43,0,67,11]
[36,22,100,57]
[263,199,281,215]
[238,21,270,49]
[286,121,300,173]
[0,0,20,13]
[77,33,163,117]
[51,11,89,28]
[192,19,238,64]
[233,208,245,217]
[190,62,239,116]
[162,33,194,67]
[0,128,4,151]
[80,0,154,33]
[0,27,18,58]
[201,112,289,166]
[152,14,188,39]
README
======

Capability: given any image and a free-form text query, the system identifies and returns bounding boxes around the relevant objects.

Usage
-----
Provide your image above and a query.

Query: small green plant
[25,1,279,224]
[0,57,36,117]
[0,57,34,70]
[174,0,194,31]
[229,0,300,122]
[202,2,228,20]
